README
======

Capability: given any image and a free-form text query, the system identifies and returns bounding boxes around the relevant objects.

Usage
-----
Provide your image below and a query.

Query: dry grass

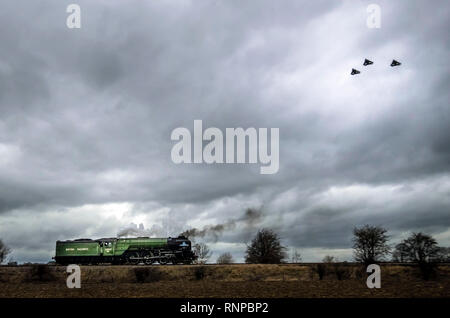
[0,264,448,298]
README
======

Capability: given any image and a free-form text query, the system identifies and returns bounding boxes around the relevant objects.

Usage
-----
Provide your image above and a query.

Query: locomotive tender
[54,236,197,265]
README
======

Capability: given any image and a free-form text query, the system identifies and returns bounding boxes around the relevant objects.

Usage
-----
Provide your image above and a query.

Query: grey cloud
[0,0,449,262]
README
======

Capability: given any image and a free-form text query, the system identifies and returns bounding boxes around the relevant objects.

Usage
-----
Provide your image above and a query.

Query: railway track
[2,262,449,267]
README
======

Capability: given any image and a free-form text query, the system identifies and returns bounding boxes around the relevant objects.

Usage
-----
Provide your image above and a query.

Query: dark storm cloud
[0,0,449,262]
[282,181,450,249]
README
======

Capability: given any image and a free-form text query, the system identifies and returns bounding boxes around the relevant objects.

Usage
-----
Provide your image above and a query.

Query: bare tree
[322,255,336,263]
[216,252,234,264]
[393,233,439,263]
[193,243,212,264]
[436,247,450,262]
[392,246,406,262]
[0,239,11,264]
[245,228,286,264]
[291,249,302,263]
[352,225,390,264]
[394,233,442,280]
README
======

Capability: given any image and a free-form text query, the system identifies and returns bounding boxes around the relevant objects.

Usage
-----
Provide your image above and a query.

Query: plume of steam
[117,223,165,238]
[180,208,263,241]
[117,213,186,238]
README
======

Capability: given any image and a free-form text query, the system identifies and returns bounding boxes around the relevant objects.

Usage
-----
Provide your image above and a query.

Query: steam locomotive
[53,236,197,265]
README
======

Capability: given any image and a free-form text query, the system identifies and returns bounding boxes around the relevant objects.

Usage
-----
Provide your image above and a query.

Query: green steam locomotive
[54,236,197,265]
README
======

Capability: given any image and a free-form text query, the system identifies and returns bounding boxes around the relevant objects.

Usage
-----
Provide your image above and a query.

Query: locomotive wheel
[145,259,154,265]
[143,251,154,265]
[159,258,168,265]
[128,252,140,265]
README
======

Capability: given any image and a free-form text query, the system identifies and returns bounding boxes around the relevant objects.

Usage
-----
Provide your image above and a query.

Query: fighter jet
[351,68,360,75]
[363,59,373,66]
[391,59,401,67]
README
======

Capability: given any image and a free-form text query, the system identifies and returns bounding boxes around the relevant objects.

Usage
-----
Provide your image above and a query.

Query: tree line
[1,225,449,265]
[209,225,449,265]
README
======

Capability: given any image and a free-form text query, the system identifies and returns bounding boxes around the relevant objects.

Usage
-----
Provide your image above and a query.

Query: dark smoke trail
[180,208,263,241]
[240,207,263,225]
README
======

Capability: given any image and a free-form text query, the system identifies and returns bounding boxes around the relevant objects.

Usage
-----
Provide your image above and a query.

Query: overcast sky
[0,0,449,263]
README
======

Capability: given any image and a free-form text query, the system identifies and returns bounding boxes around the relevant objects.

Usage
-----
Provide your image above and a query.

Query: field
[0,263,449,298]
